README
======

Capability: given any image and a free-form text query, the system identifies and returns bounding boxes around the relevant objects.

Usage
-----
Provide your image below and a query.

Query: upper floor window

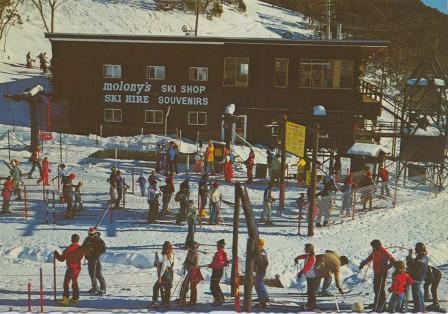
[147,66,165,80]
[104,108,122,123]
[274,58,289,88]
[188,111,207,126]
[189,67,208,81]
[145,110,163,124]
[223,57,249,87]
[103,64,121,78]
[299,59,354,89]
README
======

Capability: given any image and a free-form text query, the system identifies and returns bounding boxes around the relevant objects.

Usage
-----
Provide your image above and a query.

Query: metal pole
[164,106,171,147]
[194,0,199,36]
[279,115,287,214]
[231,182,241,297]
[308,122,319,237]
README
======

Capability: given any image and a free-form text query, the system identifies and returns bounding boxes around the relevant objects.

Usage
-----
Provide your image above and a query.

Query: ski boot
[57,297,70,306]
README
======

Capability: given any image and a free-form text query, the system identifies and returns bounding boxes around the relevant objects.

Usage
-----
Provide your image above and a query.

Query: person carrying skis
[254,238,269,308]
[208,182,221,225]
[378,166,390,197]
[245,149,255,184]
[151,241,174,306]
[137,172,147,197]
[106,167,117,204]
[161,173,175,217]
[9,159,22,200]
[315,250,348,295]
[82,227,107,296]
[198,174,208,218]
[340,174,353,217]
[208,239,229,306]
[261,182,275,225]
[55,233,84,306]
[62,173,76,218]
[204,140,215,175]
[294,243,318,311]
[179,240,203,305]
[114,170,129,209]
[176,178,190,224]
[147,180,160,223]
[359,239,396,312]
[1,176,14,213]
[387,260,414,313]
[185,200,197,246]
[424,265,442,311]
[28,146,42,179]
[38,157,51,186]
[406,242,429,313]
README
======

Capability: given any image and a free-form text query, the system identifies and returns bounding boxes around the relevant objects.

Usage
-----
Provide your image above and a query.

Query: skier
[424,265,442,311]
[387,260,414,313]
[340,174,353,217]
[147,180,160,223]
[333,155,342,179]
[161,173,175,217]
[406,242,429,313]
[254,238,269,308]
[1,176,14,213]
[106,167,117,204]
[315,186,332,227]
[179,240,203,305]
[198,174,208,218]
[193,145,204,173]
[72,182,83,212]
[9,159,22,200]
[166,141,177,175]
[294,243,318,311]
[28,146,42,179]
[151,241,174,306]
[245,149,255,184]
[296,158,306,186]
[261,182,275,224]
[223,148,233,183]
[137,172,146,197]
[204,140,215,175]
[62,173,76,218]
[38,157,51,186]
[148,170,157,186]
[185,200,197,246]
[378,166,391,197]
[359,239,396,312]
[82,227,107,296]
[55,233,84,306]
[359,170,375,211]
[266,148,274,180]
[37,52,48,73]
[208,239,229,306]
[315,250,348,295]
[155,143,164,173]
[176,178,190,224]
[114,170,129,209]
[25,51,34,68]
[208,182,221,225]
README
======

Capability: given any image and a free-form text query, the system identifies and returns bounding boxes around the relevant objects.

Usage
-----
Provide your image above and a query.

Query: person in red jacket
[294,243,318,310]
[378,167,390,196]
[37,157,51,186]
[55,234,85,306]
[1,176,14,213]
[387,261,414,313]
[208,239,229,306]
[245,149,255,184]
[359,239,396,312]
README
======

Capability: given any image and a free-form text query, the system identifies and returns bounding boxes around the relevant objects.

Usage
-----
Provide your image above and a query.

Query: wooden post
[234,256,241,312]
[308,122,319,237]
[40,267,44,312]
[131,167,135,194]
[230,182,241,297]
[279,115,287,214]
[28,282,32,312]
[53,253,57,301]
[243,238,255,312]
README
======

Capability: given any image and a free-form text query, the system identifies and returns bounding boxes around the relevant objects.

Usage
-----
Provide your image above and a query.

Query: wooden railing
[359,79,383,102]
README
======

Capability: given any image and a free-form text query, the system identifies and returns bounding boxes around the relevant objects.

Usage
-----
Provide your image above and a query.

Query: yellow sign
[285,121,306,157]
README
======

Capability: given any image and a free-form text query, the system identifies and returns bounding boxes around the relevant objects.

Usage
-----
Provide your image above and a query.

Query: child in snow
[407,242,429,313]
[137,172,147,197]
[38,157,51,186]
[254,238,269,308]
[294,243,318,311]
[55,234,84,306]
[179,241,203,305]
[387,261,414,313]
[185,200,197,246]
[198,174,208,218]
[1,176,14,213]
[208,239,229,306]
[151,241,174,306]
[223,148,233,183]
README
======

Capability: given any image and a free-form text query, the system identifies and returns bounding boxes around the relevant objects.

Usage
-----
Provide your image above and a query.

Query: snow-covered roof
[406,78,446,87]
[403,126,442,137]
[347,142,386,158]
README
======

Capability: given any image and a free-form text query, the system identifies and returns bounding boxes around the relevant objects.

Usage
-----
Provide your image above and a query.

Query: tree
[30,0,70,33]
[0,0,23,52]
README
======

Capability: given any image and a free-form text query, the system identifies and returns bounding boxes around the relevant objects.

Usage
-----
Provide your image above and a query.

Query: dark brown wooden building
[46,33,388,151]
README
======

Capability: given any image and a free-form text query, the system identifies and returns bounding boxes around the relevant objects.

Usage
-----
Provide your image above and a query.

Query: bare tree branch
[30,0,50,33]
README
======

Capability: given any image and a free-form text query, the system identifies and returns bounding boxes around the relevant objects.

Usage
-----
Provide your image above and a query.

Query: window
[104,108,122,122]
[103,64,121,78]
[145,110,163,124]
[299,59,354,89]
[223,57,249,87]
[189,67,208,81]
[147,66,165,80]
[188,111,207,126]
[274,58,289,88]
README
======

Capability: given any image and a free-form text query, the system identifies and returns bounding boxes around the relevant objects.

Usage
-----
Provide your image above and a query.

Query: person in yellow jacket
[204,140,215,175]
[315,250,348,295]
[296,158,306,186]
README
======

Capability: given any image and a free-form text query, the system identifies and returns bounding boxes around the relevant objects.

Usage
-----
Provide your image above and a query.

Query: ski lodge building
[46,33,388,151]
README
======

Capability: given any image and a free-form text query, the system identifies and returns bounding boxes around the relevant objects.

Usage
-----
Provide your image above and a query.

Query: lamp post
[308,105,327,237]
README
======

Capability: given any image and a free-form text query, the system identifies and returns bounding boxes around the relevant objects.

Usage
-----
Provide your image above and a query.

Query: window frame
[189,67,209,82]
[223,57,249,87]
[274,58,289,88]
[104,108,122,123]
[146,65,166,80]
[298,59,354,90]
[188,111,207,126]
[144,110,164,124]
[103,64,122,79]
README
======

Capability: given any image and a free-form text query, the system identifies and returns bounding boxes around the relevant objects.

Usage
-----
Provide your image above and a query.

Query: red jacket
[378,169,389,182]
[295,253,317,277]
[2,180,14,200]
[56,243,84,271]
[362,247,396,274]
[389,272,414,294]
[209,248,228,270]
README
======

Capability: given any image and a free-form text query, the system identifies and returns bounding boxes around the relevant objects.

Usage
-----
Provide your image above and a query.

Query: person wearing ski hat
[208,239,229,305]
[208,182,221,225]
[179,240,203,305]
[254,238,269,308]
[81,227,107,295]
[359,239,396,312]
[55,233,84,306]
[407,242,429,313]
[62,173,76,218]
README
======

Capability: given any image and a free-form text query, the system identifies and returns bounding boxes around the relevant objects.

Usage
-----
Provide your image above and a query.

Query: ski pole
[334,294,340,312]
[95,205,112,228]
[172,269,186,297]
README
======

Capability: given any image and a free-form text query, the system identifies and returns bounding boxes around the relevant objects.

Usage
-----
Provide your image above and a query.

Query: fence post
[131,167,135,194]
[40,267,44,312]
[24,185,28,220]
[234,256,241,313]
[352,191,356,220]
[28,282,31,312]
[53,253,57,301]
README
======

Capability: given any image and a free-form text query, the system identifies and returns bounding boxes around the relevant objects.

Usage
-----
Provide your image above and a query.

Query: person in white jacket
[208,182,221,225]
[151,241,174,306]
